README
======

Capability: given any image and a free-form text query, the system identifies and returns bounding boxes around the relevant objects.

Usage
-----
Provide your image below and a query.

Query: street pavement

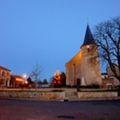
[0,99,120,120]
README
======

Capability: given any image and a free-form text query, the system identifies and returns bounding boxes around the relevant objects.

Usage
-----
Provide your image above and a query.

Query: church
[66,25,102,86]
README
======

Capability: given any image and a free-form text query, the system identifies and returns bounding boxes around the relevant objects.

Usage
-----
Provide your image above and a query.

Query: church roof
[81,25,96,47]
[66,51,82,66]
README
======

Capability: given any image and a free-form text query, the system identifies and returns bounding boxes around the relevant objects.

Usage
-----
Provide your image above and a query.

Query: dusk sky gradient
[0,0,120,80]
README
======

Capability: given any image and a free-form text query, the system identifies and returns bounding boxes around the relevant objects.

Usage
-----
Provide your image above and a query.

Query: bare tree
[29,63,42,82]
[94,16,120,80]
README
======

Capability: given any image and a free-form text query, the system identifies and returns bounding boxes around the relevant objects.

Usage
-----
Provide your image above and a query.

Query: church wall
[80,44,102,86]
[66,52,82,86]
[66,44,102,86]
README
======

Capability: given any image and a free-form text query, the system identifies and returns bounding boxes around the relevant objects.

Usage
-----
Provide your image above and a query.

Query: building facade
[66,25,102,86]
[107,65,120,87]
[10,75,28,87]
[0,66,11,87]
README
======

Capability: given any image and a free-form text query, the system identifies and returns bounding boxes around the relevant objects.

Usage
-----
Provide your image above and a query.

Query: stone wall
[0,88,65,100]
[0,88,118,100]
[78,92,118,99]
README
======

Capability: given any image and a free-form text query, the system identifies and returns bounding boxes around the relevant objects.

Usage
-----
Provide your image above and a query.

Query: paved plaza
[0,99,120,120]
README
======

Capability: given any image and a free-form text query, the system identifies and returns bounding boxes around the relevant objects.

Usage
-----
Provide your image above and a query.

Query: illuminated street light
[22,73,28,85]
[22,73,28,79]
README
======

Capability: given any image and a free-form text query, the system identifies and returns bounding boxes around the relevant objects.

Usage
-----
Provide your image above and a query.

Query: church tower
[66,25,102,86]
[80,25,102,86]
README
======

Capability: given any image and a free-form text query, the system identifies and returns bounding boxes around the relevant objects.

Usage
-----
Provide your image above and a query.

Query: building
[66,25,102,86]
[107,65,120,87]
[101,65,120,88]
[10,75,28,87]
[0,66,11,87]
[101,73,111,88]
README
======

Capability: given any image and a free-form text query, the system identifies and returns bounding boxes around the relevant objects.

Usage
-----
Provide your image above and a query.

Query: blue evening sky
[0,0,119,80]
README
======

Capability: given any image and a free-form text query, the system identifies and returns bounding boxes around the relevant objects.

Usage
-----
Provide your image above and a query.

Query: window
[2,71,5,76]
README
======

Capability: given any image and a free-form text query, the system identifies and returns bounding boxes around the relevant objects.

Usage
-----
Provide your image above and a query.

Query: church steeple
[81,25,96,47]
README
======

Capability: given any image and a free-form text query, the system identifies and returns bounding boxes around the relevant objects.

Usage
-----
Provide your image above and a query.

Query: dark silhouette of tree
[42,79,48,84]
[27,77,34,84]
[37,80,42,84]
[60,72,66,87]
[94,16,120,80]
[27,77,36,87]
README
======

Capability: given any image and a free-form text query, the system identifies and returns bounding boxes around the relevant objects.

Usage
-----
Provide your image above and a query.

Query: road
[0,99,120,120]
